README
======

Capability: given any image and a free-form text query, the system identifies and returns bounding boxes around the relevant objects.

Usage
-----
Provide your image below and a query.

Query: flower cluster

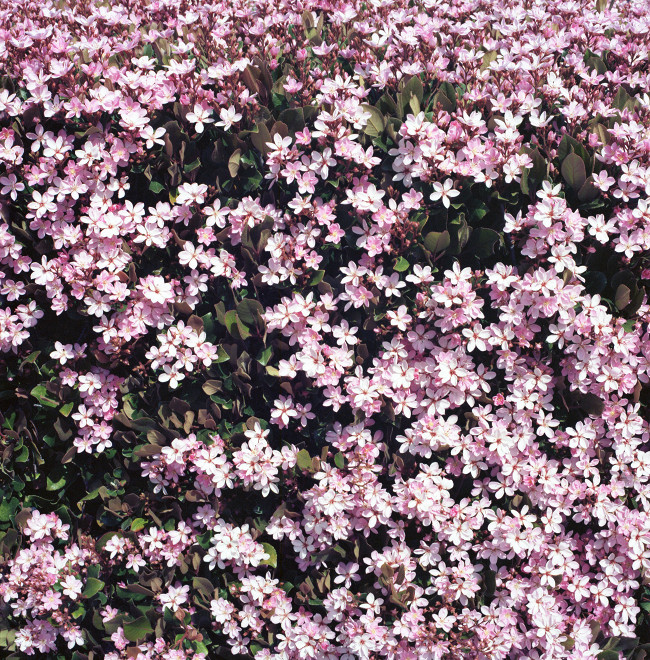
[1,0,650,657]
[0,511,94,655]
[146,321,219,390]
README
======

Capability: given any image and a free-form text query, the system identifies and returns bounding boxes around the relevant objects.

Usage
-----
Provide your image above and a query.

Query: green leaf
[586,56,607,74]
[423,230,451,254]
[260,542,278,568]
[123,616,154,642]
[202,380,223,395]
[228,149,242,177]
[557,135,591,169]
[242,171,263,192]
[130,518,147,532]
[183,158,201,173]
[625,286,645,318]
[465,227,500,258]
[224,310,239,335]
[362,104,385,137]
[271,120,289,141]
[133,444,162,458]
[257,346,273,366]
[561,152,587,191]
[394,257,409,272]
[30,384,58,407]
[15,444,29,462]
[81,577,105,599]
[296,449,312,471]
[125,583,154,597]
[597,652,620,660]
[59,401,74,417]
[215,345,230,363]
[334,452,346,469]
[309,270,325,285]
[376,93,398,116]
[192,577,215,598]
[250,122,273,156]
[438,82,457,107]
[277,107,306,132]
[431,91,455,113]
[520,146,547,195]
[71,604,86,620]
[480,50,498,70]
[615,284,631,310]
[592,123,611,147]
[149,180,164,194]
[398,76,423,116]
[613,86,634,111]
[235,315,251,340]
[623,319,636,332]
[529,147,548,180]
[46,469,67,491]
[448,215,471,255]
[578,179,600,202]
[0,628,16,650]
[575,392,605,416]
[236,299,265,327]
[0,498,18,522]
[22,351,41,364]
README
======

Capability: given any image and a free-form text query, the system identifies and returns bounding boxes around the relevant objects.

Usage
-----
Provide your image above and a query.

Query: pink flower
[592,170,616,191]
[270,395,297,428]
[386,305,412,331]
[159,583,190,612]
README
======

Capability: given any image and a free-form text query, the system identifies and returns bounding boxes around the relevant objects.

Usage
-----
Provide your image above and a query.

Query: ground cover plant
[0,0,650,657]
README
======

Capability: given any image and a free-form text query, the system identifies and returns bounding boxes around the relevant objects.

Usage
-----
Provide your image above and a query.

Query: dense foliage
[1,0,650,657]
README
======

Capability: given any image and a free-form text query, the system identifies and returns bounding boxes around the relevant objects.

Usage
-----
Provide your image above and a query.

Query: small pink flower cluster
[105,624,206,660]
[103,522,196,573]
[1,0,650,657]
[0,511,92,655]
[141,430,298,498]
[146,321,219,390]
[69,366,124,452]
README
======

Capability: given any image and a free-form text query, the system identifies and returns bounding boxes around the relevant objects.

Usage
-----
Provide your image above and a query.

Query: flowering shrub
[1,0,650,657]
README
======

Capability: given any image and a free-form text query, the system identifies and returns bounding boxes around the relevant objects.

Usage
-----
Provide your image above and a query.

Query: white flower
[186,104,214,133]
[159,362,185,389]
[60,575,84,600]
[215,106,242,131]
[141,125,166,148]
[50,341,74,364]
[159,583,190,612]
[494,110,523,131]
[430,179,460,208]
